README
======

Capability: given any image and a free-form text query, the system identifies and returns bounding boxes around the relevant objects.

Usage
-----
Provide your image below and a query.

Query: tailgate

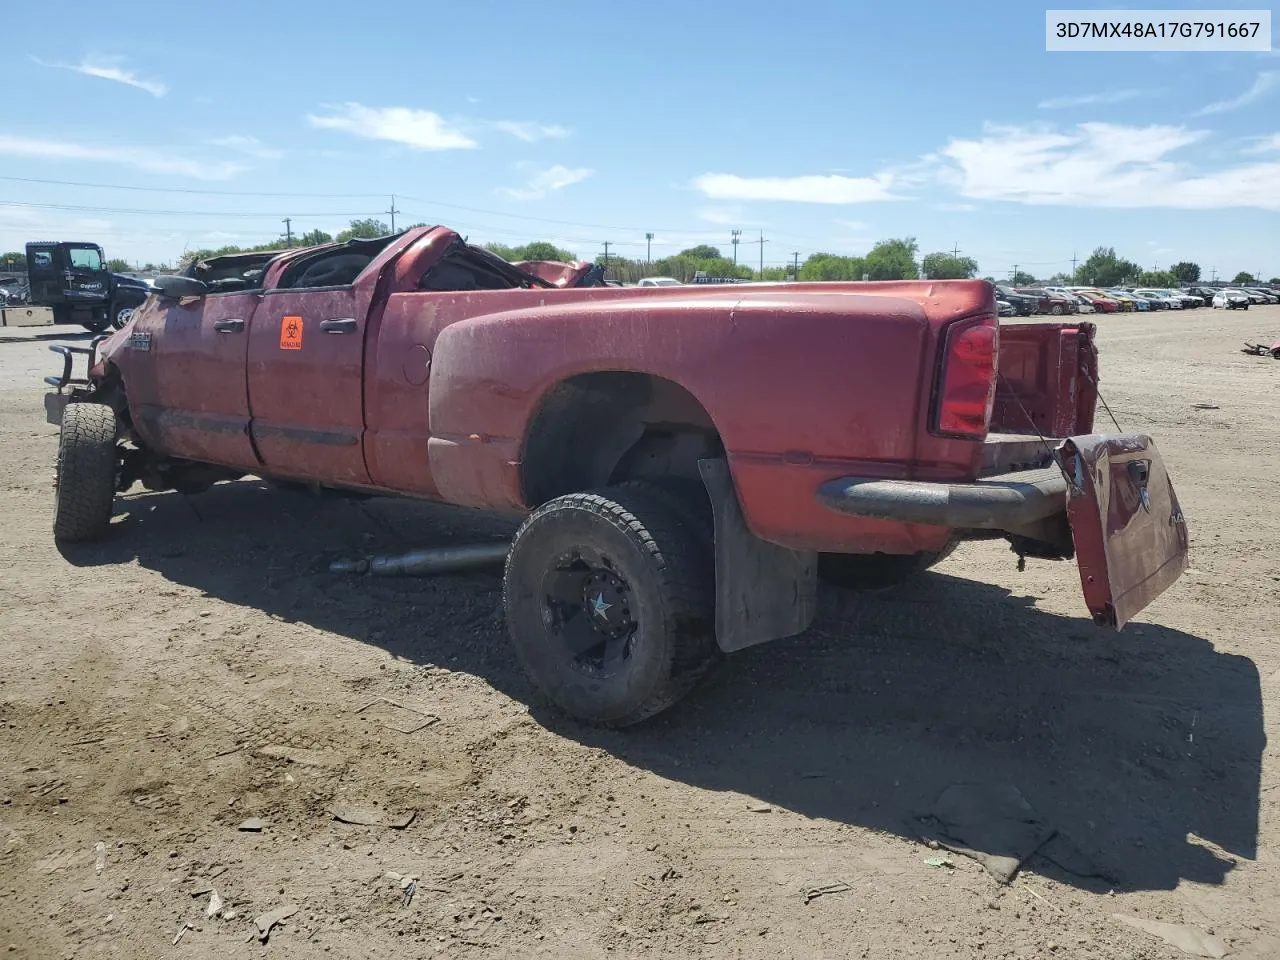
[1060,434,1188,628]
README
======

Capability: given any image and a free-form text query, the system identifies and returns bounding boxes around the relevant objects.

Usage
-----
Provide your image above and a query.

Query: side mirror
[153,274,208,300]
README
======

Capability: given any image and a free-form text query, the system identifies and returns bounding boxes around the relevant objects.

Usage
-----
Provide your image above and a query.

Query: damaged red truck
[44,226,1189,726]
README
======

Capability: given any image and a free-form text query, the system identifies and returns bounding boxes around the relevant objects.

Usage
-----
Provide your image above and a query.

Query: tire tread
[53,403,118,542]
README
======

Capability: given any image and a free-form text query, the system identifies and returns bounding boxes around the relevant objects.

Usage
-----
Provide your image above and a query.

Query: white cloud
[1195,71,1278,115]
[209,135,283,160]
[692,172,899,204]
[31,55,166,97]
[498,165,593,201]
[0,135,243,180]
[1242,133,1280,154]
[939,122,1280,211]
[1038,89,1148,109]
[936,202,977,212]
[488,120,570,142]
[307,103,477,150]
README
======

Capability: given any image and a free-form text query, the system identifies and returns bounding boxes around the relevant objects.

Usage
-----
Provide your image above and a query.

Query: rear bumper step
[816,466,1067,530]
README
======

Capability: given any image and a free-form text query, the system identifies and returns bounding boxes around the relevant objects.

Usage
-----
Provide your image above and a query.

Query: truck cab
[25,241,112,331]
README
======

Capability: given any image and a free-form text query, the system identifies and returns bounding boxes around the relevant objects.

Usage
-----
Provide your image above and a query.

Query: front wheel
[1049,303,1063,316]
[110,301,136,331]
[53,403,119,542]
[503,486,719,727]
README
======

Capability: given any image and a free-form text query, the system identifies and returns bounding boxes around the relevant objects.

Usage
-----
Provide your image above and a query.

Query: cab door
[126,290,261,470]
[246,241,399,486]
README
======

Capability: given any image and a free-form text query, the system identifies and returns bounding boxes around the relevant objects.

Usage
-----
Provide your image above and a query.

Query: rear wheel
[1049,303,1064,316]
[53,403,119,542]
[503,486,719,727]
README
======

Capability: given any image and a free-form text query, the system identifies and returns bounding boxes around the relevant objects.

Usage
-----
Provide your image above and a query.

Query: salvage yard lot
[1,307,1278,959]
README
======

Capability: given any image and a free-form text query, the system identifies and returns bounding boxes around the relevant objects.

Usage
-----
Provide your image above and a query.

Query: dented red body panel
[88,225,1186,627]
[511,260,594,287]
[1060,435,1189,628]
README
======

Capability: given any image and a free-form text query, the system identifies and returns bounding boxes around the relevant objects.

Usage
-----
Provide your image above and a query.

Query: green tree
[1140,270,1176,287]
[509,241,577,262]
[1232,271,1256,284]
[798,252,866,281]
[1010,270,1037,286]
[335,218,391,243]
[759,265,791,281]
[2,251,26,271]
[921,251,979,280]
[1077,247,1140,287]
[1269,277,1280,284]
[863,237,919,280]
[105,258,131,272]
[1171,261,1200,283]
[1044,272,1073,285]
[679,245,724,261]
[295,228,333,247]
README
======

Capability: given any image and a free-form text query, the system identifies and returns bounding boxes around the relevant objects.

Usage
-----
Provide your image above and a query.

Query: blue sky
[1,1,1277,279]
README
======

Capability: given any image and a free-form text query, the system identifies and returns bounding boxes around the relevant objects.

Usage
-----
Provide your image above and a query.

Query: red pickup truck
[44,226,1188,726]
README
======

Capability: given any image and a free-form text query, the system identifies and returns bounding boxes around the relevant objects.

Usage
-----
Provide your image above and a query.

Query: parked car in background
[1134,288,1184,310]
[1184,285,1219,302]
[1016,287,1077,315]
[1070,288,1122,313]
[1071,294,1096,314]
[1242,287,1279,304]
[1107,290,1148,311]
[1129,291,1169,310]
[637,276,682,287]
[1213,289,1251,310]
[993,285,1038,316]
[1155,289,1203,308]
[996,298,1016,317]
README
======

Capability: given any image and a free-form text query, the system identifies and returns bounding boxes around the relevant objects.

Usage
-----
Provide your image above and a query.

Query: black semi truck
[25,241,152,332]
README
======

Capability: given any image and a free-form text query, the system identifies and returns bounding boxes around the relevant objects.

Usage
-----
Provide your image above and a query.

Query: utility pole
[1211,266,1217,282]
[952,242,961,258]
[602,241,611,274]
[1011,263,1019,282]
[730,229,742,265]
[791,251,800,281]
[1070,251,1079,279]
[386,196,399,232]
[751,230,767,278]
[282,218,293,247]
[645,232,653,264]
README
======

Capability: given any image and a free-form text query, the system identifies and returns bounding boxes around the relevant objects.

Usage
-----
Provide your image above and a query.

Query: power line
[386,195,399,232]
[0,174,838,246]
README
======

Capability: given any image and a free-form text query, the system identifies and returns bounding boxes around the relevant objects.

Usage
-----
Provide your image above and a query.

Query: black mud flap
[698,458,818,653]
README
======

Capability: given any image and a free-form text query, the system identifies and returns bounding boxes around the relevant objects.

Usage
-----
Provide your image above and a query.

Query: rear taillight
[933,315,998,438]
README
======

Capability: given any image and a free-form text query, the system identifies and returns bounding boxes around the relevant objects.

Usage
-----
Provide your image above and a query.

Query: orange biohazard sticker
[279,315,303,350]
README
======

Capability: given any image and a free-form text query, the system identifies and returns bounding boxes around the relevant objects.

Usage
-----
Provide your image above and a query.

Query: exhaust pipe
[329,542,510,577]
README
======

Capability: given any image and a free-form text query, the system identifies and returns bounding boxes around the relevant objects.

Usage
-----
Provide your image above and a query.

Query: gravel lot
[2,307,1278,959]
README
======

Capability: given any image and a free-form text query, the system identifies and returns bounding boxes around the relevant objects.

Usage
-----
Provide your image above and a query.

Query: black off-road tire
[504,486,719,727]
[818,540,958,591]
[53,403,119,542]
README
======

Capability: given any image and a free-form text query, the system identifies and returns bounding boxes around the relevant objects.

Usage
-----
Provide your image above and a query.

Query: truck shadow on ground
[59,480,1264,896]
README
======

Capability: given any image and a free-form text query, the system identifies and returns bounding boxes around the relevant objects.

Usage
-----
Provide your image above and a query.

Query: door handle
[213,318,245,333]
[320,318,358,334]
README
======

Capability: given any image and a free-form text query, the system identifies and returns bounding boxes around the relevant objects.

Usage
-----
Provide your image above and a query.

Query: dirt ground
[2,306,1278,960]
